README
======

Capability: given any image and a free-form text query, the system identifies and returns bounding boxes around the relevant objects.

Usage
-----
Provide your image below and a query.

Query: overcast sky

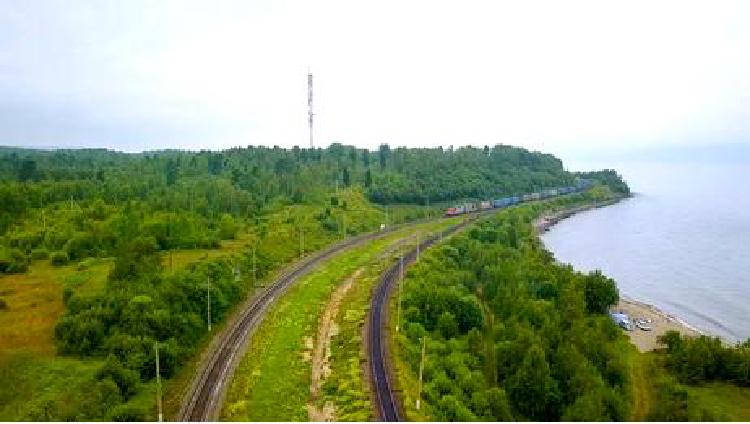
[1,0,749,155]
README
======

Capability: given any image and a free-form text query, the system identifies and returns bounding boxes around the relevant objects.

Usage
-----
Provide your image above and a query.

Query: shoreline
[536,196,711,352]
[534,196,625,233]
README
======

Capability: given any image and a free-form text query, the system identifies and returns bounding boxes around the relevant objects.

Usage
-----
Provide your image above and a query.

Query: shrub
[0,247,28,274]
[64,232,97,261]
[97,356,140,399]
[30,248,49,260]
[647,378,689,421]
[199,235,220,249]
[62,286,74,305]
[77,257,99,271]
[50,251,69,266]
[109,236,159,281]
[80,378,122,419]
[218,214,237,239]
[108,403,147,422]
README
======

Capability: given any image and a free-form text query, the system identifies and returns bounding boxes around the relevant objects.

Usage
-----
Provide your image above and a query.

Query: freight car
[444,182,594,217]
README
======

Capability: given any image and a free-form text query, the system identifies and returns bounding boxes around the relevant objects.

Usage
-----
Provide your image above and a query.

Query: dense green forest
[396,191,631,421]
[0,143,621,420]
[394,188,750,421]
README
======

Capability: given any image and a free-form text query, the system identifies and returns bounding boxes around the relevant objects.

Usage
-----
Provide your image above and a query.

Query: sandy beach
[613,297,701,352]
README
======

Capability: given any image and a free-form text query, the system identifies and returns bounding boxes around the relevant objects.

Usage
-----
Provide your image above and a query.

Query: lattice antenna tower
[308,70,314,148]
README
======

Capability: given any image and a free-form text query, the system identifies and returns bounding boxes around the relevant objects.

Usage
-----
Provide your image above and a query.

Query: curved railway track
[367,213,485,421]
[179,224,415,421]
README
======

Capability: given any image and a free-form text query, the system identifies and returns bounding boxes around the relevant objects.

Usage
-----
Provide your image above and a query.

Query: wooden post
[155,342,163,422]
[252,246,257,287]
[417,336,426,410]
[207,276,211,332]
[397,253,403,332]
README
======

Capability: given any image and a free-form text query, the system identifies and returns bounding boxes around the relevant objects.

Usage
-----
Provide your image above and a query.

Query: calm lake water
[542,161,750,343]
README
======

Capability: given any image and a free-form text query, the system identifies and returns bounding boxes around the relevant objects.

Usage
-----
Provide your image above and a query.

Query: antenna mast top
[307,70,314,148]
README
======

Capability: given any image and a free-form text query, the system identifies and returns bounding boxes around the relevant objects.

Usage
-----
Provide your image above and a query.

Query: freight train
[444,179,594,217]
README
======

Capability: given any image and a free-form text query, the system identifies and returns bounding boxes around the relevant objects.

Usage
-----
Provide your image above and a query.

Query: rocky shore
[534,197,624,233]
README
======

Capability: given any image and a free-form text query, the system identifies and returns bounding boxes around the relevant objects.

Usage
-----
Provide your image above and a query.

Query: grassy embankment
[0,259,110,420]
[0,188,437,420]
[220,217,459,421]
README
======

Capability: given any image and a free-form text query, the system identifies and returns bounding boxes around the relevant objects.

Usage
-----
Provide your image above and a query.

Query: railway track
[179,224,417,421]
[367,213,485,421]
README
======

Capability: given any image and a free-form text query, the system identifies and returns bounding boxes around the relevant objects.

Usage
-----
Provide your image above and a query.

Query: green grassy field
[0,259,111,364]
[625,349,750,421]
[686,383,750,421]
[0,220,261,420]
[0,355,101,420]
[220,218,457,421]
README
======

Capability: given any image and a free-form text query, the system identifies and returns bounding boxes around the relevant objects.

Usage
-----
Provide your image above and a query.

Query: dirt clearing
[307,269,363,421]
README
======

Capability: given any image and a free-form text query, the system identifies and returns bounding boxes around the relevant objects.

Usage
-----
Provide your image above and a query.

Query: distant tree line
[0,144,629,276]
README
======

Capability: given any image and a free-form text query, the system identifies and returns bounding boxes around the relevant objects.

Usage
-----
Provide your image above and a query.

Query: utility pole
[417,336,426,410]
[252,246,257,288]
[385,205,389,228]
[155,342,163,422]
[168,214,173,272]
[416,232,420,261]
[207,276,211,332]
[308,70,314,148]
[342,213,346,239]
[299,230,304,258]
[397,251,403,332]
[400,249,404,281]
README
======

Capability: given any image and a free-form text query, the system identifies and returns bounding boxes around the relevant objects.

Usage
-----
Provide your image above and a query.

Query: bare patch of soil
[307,269,363,421]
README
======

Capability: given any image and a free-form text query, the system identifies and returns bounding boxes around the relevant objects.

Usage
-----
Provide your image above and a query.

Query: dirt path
[307,236,417,421]
[307,269,363,421]
[628,350,654,420]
